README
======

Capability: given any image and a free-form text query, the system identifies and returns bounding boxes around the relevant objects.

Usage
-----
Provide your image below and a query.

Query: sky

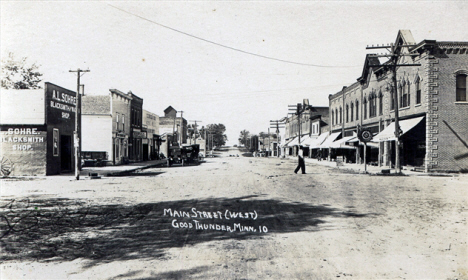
[2,1,467,145]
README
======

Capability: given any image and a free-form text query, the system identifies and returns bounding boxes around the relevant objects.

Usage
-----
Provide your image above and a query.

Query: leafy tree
[1,52,43,89]
[238,130,250,147]
[201,124,227,148]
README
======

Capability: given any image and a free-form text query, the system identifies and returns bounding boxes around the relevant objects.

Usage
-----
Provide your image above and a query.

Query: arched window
[456,74,467,101]
[350,102,354,122]
[335,109,338,124]
[415,77,421,104]
[346,104,349,123]
[339,107,342,124]
[399,83,403,108]
[363,97,368,119]
[356,100,359,120]
[378,91,383,115]
[332,110,335,125]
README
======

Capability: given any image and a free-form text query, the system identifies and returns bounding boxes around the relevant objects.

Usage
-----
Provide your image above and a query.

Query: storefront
[0,83,76,176]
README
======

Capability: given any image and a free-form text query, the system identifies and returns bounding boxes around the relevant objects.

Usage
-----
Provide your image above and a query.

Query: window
[390,86,395,110]
[379,91,383,115]
[332,110,335,125]
[339,107,342,124]
[401,80,410,108]
[456,74,467,101]
[335,109,338,124]
[416,77,421,104]
[346,104,349,123]
[369,93,377,118]
[363,97,367,119]
[399,84,403,108]
[356,101,359,120]
[350,102,354,122]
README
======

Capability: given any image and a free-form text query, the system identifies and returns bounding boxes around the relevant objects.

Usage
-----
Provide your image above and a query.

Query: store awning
[304,133,328,148]
[329,135,357,149]
[373,116,425,142]
[288,137,300,147]
[281,137,296,148]
[319,132,341,148]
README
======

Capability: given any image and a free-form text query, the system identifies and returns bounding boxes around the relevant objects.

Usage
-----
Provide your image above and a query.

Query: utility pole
[189,120,202,144]
[69,68,90,180]
[270,119,285,157]
[366,43,419,173]
[288,101,312,149]
[179,111,184,144]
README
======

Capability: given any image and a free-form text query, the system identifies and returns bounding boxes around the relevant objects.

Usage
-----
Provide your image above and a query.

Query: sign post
[358,128,373,173]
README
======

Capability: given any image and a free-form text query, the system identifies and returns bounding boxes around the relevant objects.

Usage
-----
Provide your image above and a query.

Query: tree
[238,130,250,147]
[1,52,43,89]
[203,124,227,148]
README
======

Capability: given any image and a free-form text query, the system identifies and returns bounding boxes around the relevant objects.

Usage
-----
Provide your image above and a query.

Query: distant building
[0,82,76,175]
[282,99,329,157]
[143,109,160,160]
[82,89,132,166]
[128,92,144,162]
[158,106,187,157]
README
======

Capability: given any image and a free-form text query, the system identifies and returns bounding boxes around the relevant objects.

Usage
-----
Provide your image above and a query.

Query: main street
[1,147,467,279]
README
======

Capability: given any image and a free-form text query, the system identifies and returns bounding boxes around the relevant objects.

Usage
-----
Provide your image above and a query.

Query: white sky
[2,1,467,145]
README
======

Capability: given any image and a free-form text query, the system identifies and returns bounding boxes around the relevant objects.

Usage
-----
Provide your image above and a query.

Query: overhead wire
[106,3,360,68]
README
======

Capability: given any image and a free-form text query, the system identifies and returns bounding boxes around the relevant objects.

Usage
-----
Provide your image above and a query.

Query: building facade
[328,30,468,172]
[142,109,160,160]
[1,82,76,175]
[283,99,329,157]
[82,88,132,166]
[158,106,188,158]
[129,92,144,162]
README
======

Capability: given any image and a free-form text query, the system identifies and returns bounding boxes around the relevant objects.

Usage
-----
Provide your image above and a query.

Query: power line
[106,3,359,68]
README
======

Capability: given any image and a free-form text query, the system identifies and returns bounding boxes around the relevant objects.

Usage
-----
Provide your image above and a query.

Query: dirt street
[1,147,467,279]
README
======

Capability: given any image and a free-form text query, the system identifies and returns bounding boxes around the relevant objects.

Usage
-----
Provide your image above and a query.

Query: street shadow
[108,171,166,177]
[0,195,375,267]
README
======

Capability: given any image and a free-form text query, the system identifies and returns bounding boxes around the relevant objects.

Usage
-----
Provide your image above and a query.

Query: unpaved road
[1,147,467,279]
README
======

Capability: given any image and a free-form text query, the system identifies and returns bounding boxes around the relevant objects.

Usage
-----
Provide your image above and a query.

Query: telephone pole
[189,120,202,144]
[69,68,90,180]
[270,119,285,157]
[366,43,419,173]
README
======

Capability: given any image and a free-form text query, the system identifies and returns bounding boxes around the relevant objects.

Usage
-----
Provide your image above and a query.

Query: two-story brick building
[328,30,468,172]
[282,99,329,157]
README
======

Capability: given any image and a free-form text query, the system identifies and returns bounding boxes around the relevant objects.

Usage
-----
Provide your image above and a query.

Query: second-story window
[416,77,421,104]
[339,107,342,124]
[356,101,359,120]
[363,97,367,119]
[379,91,383,115]
[456,74,467,101]
[350,102,354,122]
[346,104,349,123]
[332,110,335,125]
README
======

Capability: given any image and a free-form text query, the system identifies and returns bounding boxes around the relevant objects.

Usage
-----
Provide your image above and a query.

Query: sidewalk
[80,159,168,177]
[300,157,454,176]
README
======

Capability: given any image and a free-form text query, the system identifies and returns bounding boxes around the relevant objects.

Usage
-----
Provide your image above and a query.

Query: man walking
[294,145,306,174]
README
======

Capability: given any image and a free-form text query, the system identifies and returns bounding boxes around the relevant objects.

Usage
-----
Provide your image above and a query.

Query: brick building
[282,99,329,157]
[128,92,144,162]
[328,30,468,172]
